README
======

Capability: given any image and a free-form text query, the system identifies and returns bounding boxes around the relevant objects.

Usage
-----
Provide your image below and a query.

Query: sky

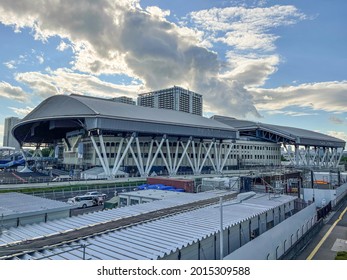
[0,0,346,146]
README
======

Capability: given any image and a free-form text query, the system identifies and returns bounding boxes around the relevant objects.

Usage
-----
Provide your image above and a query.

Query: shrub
[335,251,347,260]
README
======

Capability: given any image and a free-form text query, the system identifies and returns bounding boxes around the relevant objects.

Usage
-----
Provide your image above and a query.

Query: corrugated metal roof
[0,192,73,218]
[2,193,296,260]
[119,189,194,200]
[0,191,229,246]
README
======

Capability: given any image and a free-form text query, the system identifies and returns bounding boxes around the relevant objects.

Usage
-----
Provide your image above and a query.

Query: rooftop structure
[0,192,73,229]
[119,189,191,206]
[138,86,203,116]
[13,94,235,144]
[212,115,346,168]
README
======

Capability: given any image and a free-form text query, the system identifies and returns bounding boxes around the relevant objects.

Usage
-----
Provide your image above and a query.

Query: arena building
[12,94,345,178]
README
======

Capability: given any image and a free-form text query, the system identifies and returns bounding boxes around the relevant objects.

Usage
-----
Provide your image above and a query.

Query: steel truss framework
[283,144,344,168]
[89,132,235,178]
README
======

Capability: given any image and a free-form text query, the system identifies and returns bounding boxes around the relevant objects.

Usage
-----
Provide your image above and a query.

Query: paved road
[25,186,138,202]
[296,199,347,260]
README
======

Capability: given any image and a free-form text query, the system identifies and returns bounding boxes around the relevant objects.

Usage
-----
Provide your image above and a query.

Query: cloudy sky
[0,0,346,146]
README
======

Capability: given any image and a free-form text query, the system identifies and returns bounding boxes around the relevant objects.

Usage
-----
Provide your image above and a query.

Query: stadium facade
[12,94,345,178]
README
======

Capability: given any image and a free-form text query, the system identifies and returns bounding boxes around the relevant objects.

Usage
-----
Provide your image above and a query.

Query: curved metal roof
[13,94,237,144]
[212,115,345,148]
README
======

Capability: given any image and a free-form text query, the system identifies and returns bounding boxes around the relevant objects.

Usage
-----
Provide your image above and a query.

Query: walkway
[296,199,347,260]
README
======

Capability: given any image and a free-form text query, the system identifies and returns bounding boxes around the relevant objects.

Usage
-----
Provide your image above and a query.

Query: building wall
[3,117,21,150]
[111,96,136,105]
[2,209,71,229]
[138,86,203,116]
[303,183,347,207]
[224,203,317,260]
[63,135,281,174]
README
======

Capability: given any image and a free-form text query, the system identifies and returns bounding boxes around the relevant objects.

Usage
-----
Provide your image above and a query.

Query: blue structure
[0,148,26,169]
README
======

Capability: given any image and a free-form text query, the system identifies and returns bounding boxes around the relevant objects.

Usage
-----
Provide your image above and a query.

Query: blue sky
[0,0,346,146]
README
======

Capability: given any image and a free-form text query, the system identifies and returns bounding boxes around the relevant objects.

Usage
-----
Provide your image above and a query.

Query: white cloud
[0,81,28,102]
[3,60,16,69]
[2,0,339,122]
[0,0,262,117]
[252,81,347,113]
[327,131,347,144]
[14,68,142,100]
[57,40,71,52]
[8,106,34,116]
[224,52,280,87]
[145,6,170,19]
[36,55,44,64]
[72,42,130,76]
[189,5,307,52]
[265,110,319,117]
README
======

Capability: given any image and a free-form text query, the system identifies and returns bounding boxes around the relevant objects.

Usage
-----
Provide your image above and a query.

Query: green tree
[41,148,53,157]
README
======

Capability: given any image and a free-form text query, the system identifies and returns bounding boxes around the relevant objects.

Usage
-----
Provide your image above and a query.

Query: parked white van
[52,175,72,182]
[67,195,95,208]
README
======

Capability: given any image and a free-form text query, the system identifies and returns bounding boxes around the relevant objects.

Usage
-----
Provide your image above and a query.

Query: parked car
[52,175,72,182]
[85,191,107,200]
[67,195,96,208]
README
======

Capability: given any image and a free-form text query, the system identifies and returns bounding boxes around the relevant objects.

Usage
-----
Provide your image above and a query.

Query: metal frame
[86,132,238,178]
[285,144,344,168]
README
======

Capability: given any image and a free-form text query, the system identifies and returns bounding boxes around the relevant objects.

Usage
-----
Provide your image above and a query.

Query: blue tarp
[137,184,184,192]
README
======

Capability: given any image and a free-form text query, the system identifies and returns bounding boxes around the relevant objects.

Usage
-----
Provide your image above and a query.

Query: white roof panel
[3,192,296,260]
[0,192,72,218]
[0,191,229,247]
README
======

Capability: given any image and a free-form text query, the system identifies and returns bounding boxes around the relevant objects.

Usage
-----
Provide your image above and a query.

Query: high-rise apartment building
[3,117,21,150]
[111,96,136,105]
[137,86,203,115]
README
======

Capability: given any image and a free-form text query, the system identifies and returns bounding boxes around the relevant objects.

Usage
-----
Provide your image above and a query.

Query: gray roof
[1,192,296,260]
[212,115,345,148]
[0,191,229,248]
[13,95,237,144]
[0,192,72,219]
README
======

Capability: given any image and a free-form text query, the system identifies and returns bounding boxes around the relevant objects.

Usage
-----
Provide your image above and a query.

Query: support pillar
[295,145,299,166]
[146,136,166,176]
[112,134,135,176]
[111,138,124,175]
[90,134,110,178]
[336,147,344,168]
[174,138,192,174]
[220,141,234,172]
[202,141,217,173]
[99,134,110,176]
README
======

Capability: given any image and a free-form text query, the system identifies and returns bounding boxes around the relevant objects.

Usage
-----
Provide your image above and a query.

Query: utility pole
[219,196,223,260]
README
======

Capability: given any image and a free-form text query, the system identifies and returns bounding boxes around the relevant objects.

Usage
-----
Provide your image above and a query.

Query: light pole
[219,196,223,260]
